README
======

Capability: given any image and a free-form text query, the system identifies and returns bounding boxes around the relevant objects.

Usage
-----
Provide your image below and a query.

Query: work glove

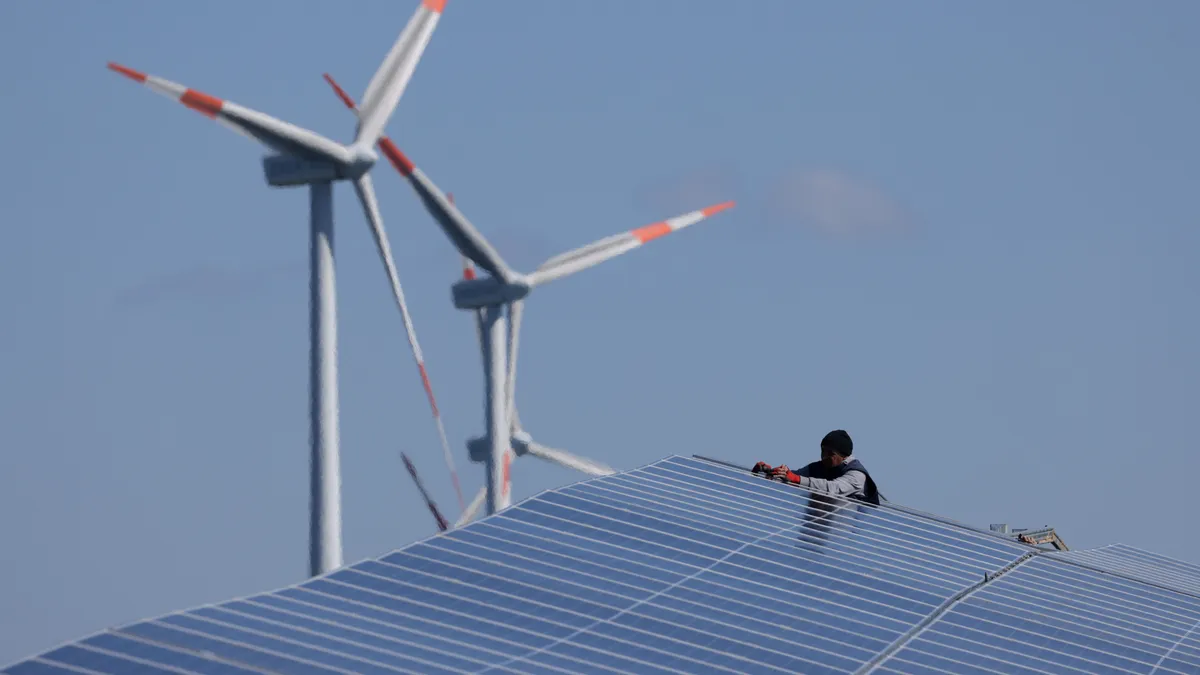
[770,465,802,484]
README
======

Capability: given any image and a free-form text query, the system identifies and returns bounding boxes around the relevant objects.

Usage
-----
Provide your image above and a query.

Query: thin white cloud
[768,168,912,237]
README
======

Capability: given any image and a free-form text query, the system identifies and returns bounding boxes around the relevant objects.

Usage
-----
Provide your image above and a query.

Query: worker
[752,429,881,505]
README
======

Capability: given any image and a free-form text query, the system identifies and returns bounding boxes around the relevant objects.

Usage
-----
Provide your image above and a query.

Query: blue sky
[2,0,1198,664]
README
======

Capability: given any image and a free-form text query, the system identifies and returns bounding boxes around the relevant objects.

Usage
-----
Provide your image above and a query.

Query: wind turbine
[318,73,735,522]
[107,0,450,578]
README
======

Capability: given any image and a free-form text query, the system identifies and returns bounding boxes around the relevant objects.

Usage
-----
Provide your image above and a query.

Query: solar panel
[1047,543,1200,598]
[4,455,1198,675]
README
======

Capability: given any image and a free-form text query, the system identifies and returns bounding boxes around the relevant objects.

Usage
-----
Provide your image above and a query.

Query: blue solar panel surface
[1047,543,1200,598]
[4,455,1198,675]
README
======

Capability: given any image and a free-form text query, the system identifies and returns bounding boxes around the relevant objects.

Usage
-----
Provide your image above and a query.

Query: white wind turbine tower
[320,71,735,523]
[108,0,452,577]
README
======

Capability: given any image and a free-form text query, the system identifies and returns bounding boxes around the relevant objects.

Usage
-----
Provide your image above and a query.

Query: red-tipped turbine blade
[528,201,736,287]
[322,71,466,514]
[323,72,514,282]
[109,62,352,164]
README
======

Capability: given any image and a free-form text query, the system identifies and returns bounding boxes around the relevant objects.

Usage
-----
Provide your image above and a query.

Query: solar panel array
[5,455,1199,675]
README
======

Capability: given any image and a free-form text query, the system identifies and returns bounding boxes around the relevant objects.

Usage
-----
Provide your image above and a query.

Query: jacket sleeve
[799,469,866,496]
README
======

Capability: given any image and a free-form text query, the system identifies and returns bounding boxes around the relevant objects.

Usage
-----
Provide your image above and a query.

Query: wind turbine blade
[353,0,446,151]
[528,201,735,287]
[352,173,466,513]
[455,483,487,528]
[401,452,449,531]
[323,73,514,281]
[108,63,351,165]
[522,440,616,477]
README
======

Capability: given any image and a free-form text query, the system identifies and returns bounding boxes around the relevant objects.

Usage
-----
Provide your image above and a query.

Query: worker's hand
[771,465,802,484]
[751,461,773,475]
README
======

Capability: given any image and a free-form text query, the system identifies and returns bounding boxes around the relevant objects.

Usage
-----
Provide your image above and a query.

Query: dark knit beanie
[821,429,853,457]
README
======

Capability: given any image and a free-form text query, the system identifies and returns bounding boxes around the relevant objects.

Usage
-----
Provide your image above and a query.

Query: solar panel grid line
[672,454,1017,550]
[500,492,945,622]
[1149,619,1200,675]
[83,632,274,675]
[872,661,959,675]
[571,465,1020,588]
[657,459,1029,570]
[899,638,1061,675]
[572,478,988,594]
[246,592,548,668]
[921,617,1182,675]
[328,566,593,636]
[952,593,1194,665]
[502,499,734,570]
[892,565,1200,675]
[332,556,821,675]
[1007,560,1200,630]
[599,473,991,586]
[1019,559,1200,630]
[917,611,1175,675]
[1058,550,1200,597]
[1057,551,1187,590]
[296,577,576,657]
[474,515,698,579]
[885,653,1005,675]
[851,549,1040,675]
[1031,554,1200,616]
[149,611,442,675]
[276,584,566,660]
[670,575,915,639]
[75,638,276,675]
[477,518,828,675]
[15,659,103,675]
[241,592,522,665]
[373,542,880,667]
[377,548,633,614]
[970,584,1197,658]
[1091,553,1200,594]
[548,482,971,601]
[628,587,894,659]
[190,601,489,674]
[1109,544,1200,576]
[465,518,693,585]
[676,460,1033,565]
[438,524,678,594]
[624,466,1027,595]
[1045,549,1200,602]
[39,643,204,675]
[402,532,897,662]
[982,584,1200,658]
[570,475,986,587]
[427,530,670,600]
[117,617,389,675]
[403,528,879,674]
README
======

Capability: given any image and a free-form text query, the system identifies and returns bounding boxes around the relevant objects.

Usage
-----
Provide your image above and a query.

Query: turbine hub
[342,145,379,178]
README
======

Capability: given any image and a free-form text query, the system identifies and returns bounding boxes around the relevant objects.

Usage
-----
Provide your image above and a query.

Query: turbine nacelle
[261,146,380,188]
[465,433,528,462]
[451,275,532,310]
